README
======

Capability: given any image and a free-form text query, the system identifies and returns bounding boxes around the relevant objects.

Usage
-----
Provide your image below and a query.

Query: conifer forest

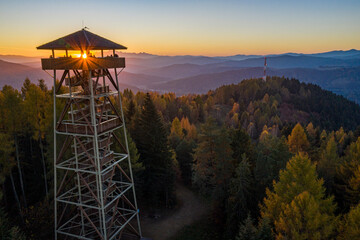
[1,76,360,239]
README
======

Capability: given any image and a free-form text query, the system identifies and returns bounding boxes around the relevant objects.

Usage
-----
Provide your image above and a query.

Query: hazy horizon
[1,48,359,59]
[1,0,360,56]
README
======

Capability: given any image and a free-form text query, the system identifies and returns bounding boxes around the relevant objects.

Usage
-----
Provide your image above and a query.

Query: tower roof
[37,29,127,51]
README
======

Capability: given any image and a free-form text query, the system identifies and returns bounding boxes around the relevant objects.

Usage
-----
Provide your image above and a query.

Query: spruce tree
[113,128,143,188]
[134,93,175,207]
[317,136,339,194]
[175,139,196,186]
[236,214,257,240]
[193,118,234,195]
[256,217,274,240]
[335,137,360,209]
[255,135,292,199]
[226,156,254,239]
[125,99,136,124]
[230,127,254,165]
[192,117,219,195]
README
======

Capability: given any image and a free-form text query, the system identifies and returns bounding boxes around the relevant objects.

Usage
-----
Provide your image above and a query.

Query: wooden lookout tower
[37,29,142,240]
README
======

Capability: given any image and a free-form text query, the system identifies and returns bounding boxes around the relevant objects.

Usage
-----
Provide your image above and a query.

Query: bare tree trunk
[39,133,48,196]
[9,171,23,222]
[14,135,27,208]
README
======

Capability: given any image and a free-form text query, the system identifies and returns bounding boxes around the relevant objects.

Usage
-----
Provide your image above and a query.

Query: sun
[82,53,87,59]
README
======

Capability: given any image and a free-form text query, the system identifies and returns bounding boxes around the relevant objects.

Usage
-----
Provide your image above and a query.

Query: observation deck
[38,28,143,240]
[41,56,125,70]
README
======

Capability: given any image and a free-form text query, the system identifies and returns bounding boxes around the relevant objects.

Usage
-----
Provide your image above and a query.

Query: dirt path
[141,184,208,240]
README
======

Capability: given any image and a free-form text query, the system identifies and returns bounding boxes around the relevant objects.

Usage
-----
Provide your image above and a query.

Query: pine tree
[261,154,337,239]
[134,93,175,207]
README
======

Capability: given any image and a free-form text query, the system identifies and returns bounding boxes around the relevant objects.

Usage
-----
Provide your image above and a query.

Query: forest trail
[141,183,208,240]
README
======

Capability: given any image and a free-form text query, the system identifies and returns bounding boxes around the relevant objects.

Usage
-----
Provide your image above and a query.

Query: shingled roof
[37,29,127,50]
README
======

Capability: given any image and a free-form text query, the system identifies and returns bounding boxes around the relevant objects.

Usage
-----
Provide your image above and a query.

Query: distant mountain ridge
[2,49,359,66]
[1,49,360,102]
[0,59,48,88]
[150,67,360,103]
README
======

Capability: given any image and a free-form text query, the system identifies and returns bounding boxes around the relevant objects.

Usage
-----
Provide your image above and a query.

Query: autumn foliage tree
[287,123,310,154]
[2,76,360,239]
[261,154,337,240]
[1,86,26,208]
[337,203,360,240]
[169,117,184,148]
[23,82,49,196]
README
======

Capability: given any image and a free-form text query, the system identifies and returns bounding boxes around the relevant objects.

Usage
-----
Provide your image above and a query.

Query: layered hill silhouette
[0,59,48,88]
[149,67,360,100]
[1,49,360,102]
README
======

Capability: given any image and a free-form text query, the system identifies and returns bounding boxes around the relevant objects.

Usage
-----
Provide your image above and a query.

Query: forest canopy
[1,76,360,239]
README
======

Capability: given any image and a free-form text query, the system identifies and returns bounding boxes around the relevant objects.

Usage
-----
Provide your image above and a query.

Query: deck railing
[41,57,125,70]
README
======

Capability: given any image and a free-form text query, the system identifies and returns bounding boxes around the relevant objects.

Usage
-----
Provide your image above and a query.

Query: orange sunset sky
[0,0,359,57]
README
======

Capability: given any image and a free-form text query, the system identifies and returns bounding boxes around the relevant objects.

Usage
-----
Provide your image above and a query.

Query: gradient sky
[0,0,359,56]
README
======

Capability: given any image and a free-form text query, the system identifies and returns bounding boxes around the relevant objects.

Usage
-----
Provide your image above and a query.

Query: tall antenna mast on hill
[263,56,267,81]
